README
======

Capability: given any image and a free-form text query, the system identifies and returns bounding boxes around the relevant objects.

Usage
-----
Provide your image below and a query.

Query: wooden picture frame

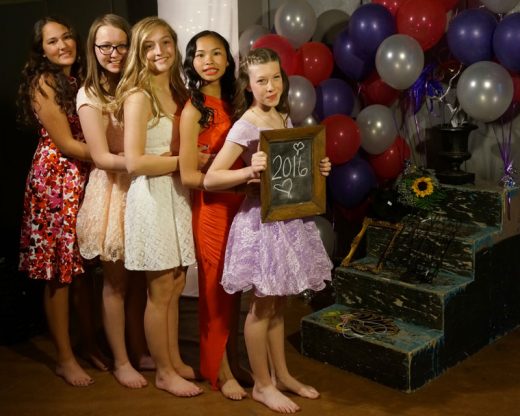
[260,125,326,222]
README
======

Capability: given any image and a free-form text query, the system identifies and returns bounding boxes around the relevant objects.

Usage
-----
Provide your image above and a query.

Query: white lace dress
[124,116,195,271]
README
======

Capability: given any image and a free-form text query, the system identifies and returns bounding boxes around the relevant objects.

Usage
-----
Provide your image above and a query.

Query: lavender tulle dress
[221,119,333,297]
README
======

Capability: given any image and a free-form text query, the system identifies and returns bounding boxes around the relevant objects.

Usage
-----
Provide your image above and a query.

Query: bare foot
[252,384,300,414]
[113,362,148,389]
[174,363,199,380]
[138,355,156,371]
[220,378,248,401]
[155,372,203,397]
[276,376,319,399]
[56,358,94,387]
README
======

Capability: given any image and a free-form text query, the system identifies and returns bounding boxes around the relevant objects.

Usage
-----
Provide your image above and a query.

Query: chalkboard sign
[260,125,326,222]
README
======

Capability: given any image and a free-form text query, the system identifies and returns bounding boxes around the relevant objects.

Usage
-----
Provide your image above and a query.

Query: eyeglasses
[95,44,128,55]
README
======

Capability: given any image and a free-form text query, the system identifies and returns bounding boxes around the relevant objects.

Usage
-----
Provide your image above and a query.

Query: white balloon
[375,34,424,90]
[480,0,520,13]
[357,104,398,154]
[288,75,317,124]
[456,61,514,123]
[274,0,317,48]
[239,25,269,57]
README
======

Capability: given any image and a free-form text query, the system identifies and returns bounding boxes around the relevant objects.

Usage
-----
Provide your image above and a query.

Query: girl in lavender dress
[204,48,332,414]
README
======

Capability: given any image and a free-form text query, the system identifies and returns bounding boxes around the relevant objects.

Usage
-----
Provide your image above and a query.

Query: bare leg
[71,274,109,371]
[218,350,247,400]
[102,261,147,388]
[269,297,319,399]
[44,280,93,387]
[125,270,154,370]
[227,292,254,387]
[246,295,300,414]
[167,267,197,380]
[146,269,202,397]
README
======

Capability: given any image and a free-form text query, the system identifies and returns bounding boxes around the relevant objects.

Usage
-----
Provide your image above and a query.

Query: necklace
[250,108,285,129]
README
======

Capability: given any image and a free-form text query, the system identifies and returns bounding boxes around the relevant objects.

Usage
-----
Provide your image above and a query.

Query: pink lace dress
[75,87,129,262]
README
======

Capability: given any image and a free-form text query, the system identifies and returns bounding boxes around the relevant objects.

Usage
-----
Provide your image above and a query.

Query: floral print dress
[19,111,89,284]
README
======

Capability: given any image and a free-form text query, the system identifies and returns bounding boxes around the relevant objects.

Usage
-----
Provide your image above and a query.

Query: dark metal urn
[434,123,478,185]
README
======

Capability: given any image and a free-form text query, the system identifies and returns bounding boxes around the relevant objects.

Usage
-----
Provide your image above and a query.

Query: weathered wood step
[301,304,443,392]
[334,262,472,329]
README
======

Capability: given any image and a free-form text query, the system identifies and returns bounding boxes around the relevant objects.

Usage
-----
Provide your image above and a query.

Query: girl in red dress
[180,31,249,400]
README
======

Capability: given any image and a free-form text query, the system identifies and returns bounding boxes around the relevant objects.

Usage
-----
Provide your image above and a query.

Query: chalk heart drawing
[293,141,305,156]
[273,178,293,197]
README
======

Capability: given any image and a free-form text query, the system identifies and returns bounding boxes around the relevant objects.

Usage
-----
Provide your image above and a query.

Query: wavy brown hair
[83,14,131,105]
[17,16,84,127]
[232,47,289,123]
[114,17,188,125]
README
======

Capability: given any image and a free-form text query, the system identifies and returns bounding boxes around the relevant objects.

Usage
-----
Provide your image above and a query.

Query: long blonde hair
[84,14,131,105]
[114,17,188,125]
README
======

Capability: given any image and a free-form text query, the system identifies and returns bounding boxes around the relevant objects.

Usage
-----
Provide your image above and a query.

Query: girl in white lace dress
[115,17,201,397]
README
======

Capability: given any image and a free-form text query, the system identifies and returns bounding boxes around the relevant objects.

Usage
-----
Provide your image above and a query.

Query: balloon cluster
[238,0,520,218]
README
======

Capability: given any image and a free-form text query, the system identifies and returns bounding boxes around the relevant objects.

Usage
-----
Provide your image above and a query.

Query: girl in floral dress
[18,16,102,386]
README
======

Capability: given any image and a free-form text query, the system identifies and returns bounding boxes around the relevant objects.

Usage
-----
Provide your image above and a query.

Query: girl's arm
[204,143,266,191]
[33,76,91,161]
[124,91,179,176]
[179,101,204,189]
[78,104,126,172]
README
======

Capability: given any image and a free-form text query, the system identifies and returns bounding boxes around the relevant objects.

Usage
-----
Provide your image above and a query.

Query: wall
[0,0,156,258]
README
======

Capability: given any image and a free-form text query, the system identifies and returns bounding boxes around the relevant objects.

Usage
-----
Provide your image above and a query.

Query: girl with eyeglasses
[76,14,150,389]
[17,16,101,386]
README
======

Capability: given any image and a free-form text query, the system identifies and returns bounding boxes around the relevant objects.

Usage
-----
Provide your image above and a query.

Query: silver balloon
[312,9,349,45]
[274,0,317,48]
[298,114,319,126]
[480,0,520,13]
[288,75,316,124]
[357,104,398,155]
[311,216,335,258]
[239,25,269,58]
[456,61,514,123]
[375,34,424,90]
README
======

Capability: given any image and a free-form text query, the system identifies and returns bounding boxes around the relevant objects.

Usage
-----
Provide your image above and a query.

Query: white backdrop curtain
[158,0,239,63]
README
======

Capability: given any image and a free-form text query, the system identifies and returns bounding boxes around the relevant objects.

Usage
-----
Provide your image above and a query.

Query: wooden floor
[1,294,520,416]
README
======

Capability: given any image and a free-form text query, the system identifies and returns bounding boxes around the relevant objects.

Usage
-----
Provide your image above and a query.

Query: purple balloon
[315,78,355,120]
[328,156,376,208]
[493,13,520,73]
[447,9,497,66]
[333,29,373,81]
[348,3,396,60]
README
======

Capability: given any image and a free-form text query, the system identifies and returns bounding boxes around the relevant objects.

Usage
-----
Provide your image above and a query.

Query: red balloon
[396,0,447,51]
[321,114,361,165]
[371,0,406,16]
[294,42,334,86]
[252,34,297,75]
[440,0,459,11]
[511,72,520,103]
[360,71,400,106]
[367,136,410,180]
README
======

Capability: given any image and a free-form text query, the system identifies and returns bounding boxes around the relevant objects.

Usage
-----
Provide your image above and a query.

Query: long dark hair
[183,30,235,128]
[17,16,84,127]
[232,47,289,122]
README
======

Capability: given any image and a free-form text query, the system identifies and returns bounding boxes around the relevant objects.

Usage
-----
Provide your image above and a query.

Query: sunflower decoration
[396,167,445,211]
